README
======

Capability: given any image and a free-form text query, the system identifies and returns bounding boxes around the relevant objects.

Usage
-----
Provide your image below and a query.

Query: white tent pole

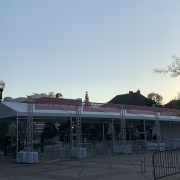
[16,114,18,162]
[71,117,73,148]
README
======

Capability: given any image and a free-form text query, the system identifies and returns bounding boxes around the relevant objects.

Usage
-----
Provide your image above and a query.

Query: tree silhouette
[147,92,163,105]
[154,55,180,77]
[42,122,58,138]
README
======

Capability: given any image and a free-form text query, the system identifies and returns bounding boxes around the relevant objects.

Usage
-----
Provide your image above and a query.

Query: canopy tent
[0,101,179,122]
[1,100,180,162]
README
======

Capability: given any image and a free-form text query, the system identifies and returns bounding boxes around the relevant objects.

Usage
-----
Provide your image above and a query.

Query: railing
[80,143,111,168]
[140,145,174,167]
[153,148,180,180]
[110,145,142,165]
[43,145,63,167]
[42,141,179,174]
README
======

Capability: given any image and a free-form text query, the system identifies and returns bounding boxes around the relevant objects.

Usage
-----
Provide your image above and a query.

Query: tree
[42,122,58,138]
[33,92,63,98]
[177,92,180,100]
[48,92,63,98]
[84,91,89,102]
[0,123,9,145]
[58,122,71,141]
[147,92,163,105]
[171,99,180,110]
[48,92,54,97]
[55,93,63,98]
[18,123,39,140]
[40,93,47,95]
[153,55,180,77]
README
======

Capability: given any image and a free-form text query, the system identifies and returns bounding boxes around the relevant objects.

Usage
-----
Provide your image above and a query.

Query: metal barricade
[110,145,143,165]
[170,139,180,148]
[143,146,174,167]
[63,144,71,159]
[43,145,63,167]
[43,142,179,173]
[82,143,111,168]
[143,146,161,167]
[153,148,180,180]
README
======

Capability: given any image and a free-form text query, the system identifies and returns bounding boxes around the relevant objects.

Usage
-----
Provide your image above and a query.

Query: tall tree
[153,55,180,77]
[84,91,90,102]
[147,92,163,105]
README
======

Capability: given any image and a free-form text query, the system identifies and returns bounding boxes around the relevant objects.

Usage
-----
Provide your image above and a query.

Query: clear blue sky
[1,0,180,104]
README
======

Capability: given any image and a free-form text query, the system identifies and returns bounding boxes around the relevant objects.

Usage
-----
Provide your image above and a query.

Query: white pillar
[71,117,73,148]
[16,115,18,162]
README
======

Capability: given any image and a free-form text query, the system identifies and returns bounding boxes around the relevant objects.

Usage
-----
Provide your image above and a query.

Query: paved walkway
[0,157,180,180]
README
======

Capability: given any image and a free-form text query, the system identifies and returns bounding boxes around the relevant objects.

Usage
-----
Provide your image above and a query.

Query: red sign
[126,105,156,115]
[35,99,77,111]
[83,102,121,113]
[160,108,180,116]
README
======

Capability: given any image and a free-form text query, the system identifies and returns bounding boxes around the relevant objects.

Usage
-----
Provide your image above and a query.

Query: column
[16,115,18,162]
[71,117,73,148]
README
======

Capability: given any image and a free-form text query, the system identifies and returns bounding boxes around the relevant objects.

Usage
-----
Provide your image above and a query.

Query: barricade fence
[2,139,176,155]
[43,143,148,170]
[41,142,177,171]
[153,148,180,180]
[43,144,72,167]
[110,145,142,165]
[43,145,61,167]
[103,139,180,150]
[82,143,110,164]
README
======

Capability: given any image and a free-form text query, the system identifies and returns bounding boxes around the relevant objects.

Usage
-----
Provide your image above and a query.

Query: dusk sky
[1,0,180,104]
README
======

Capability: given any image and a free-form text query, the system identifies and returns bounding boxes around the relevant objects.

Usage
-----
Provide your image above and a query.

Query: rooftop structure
[164,99,180,109]
[108,89,156,107]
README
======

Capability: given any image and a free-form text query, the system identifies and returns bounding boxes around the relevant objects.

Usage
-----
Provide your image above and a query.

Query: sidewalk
[0,157,180,180]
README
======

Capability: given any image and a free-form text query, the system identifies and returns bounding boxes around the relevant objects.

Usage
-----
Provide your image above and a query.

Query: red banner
[83,102,121,113]
[160,108,180,116]
[126,105,156,115]
[35,99,77,111]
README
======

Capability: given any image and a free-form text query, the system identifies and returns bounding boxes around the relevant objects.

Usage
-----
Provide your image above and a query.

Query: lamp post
[0,80,5,102]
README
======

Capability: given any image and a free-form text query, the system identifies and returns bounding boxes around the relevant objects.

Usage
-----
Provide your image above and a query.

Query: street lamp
[0,80,5,102]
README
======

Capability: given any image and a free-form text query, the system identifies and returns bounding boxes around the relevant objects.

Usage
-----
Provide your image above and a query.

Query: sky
[0,0,180,104]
